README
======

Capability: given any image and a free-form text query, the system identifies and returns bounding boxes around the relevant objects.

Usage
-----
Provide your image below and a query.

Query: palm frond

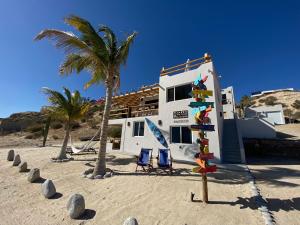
[84,70,106,89]
[43,87,90,122]
[116,31,137,65]
[65,15,108,61]
[99,25,117,56]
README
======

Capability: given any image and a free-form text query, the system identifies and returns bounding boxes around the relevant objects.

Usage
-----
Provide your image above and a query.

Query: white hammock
[68,129,100,153]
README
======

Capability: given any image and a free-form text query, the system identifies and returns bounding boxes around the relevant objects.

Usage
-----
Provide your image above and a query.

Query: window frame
[170,126,192,144]
[133,121,145,137]
[166,82,192,103]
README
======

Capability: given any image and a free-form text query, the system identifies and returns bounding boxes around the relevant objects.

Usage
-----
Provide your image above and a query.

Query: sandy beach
[248,159,300,225]
[0,147,263,225]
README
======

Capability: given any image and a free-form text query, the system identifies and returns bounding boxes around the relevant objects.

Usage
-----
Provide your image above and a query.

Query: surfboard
[145,118,168,148]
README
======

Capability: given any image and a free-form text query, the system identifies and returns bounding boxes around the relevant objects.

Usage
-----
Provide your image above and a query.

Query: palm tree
[35,15,137,175]
[43,87,90,160]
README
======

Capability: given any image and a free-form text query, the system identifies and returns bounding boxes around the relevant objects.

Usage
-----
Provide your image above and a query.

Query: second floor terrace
[106,84,159,120]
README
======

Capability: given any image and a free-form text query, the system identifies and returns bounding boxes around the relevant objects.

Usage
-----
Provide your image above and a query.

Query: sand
[0,147,263,225]
[248,160,300,225]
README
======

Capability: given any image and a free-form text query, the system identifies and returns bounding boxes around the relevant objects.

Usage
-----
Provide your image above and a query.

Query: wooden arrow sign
[189,102,214,108]
[191,124,215,131]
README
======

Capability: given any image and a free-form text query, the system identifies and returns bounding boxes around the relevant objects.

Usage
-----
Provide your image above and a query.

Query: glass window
[181,126,192,144]
[133,121,144,136]
[167,88,174,102]
[222,94,227,104]
[171,127,180,143]
[171,126,192,144]
[175,84,192,101]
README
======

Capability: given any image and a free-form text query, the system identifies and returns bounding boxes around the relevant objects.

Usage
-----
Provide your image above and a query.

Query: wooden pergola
[112,84,159,107]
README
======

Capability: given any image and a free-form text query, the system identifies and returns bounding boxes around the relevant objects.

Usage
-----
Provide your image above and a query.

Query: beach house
[106,54,242,163]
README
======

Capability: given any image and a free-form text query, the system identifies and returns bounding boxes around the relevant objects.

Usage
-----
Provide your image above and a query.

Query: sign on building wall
[173,110,189,119]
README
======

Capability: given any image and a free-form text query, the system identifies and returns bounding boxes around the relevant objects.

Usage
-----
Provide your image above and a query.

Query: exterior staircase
[222,119,243,163]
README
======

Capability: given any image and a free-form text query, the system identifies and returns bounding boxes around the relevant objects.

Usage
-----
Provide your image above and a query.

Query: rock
[123,217,139,225]
[12,154,21,166]
[41,179,56,198]
[18,162,27,172]
[27,168,40,183]
[67,194,85,219]
[7,149,14,161]
[94,175,103,179]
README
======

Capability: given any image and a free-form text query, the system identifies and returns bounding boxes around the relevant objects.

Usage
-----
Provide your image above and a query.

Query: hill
[251,90,300,118]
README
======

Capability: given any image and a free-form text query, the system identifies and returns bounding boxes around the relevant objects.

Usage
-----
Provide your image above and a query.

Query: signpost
[189,74,217,204]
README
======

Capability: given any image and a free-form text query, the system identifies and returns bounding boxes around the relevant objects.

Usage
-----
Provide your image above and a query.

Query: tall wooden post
[202,174,208,203]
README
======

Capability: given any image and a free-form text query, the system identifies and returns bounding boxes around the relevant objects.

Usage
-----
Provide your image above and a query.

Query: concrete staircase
[222,119,242,163]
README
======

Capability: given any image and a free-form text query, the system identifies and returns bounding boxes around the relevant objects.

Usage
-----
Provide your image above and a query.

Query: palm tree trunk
[93,79,114,176]
[57,120,70,159]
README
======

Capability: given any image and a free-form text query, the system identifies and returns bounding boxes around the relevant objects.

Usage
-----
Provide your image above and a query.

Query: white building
[221,86,236,119]
[106,54,245,163]
[244,104,285,125]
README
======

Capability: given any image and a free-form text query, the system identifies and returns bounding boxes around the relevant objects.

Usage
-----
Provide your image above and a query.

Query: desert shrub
[71,122,81,129]
[284,109,292,117]
[88,118,100,129]
[33,131,42,139]
[52,135,59,140]
[292,100,300,109]
[27,124,43,133]
[51,122,63,129]
[276,102,288,107]
[293,111,300,119]
[107,126,122,138]
[25,134,34,139]
[264,96,277,106]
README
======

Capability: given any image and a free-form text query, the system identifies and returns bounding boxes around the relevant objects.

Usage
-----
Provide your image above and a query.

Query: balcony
[109,102,159,119]
[104,84,159,120]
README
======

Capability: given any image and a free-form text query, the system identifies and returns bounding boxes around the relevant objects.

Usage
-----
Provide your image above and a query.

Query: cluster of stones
[246,166,275,225]
[8,149,28,172]
[7,149,136,222]
[81,168,113,179]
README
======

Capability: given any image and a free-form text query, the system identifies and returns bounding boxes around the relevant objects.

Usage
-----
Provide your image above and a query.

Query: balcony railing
[160,53,212,77]
[108,102,159,119]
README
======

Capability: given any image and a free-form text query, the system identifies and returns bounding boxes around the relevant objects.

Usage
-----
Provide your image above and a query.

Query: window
[167,88,174,102]
[171,126,192,144]
[167,83,192,102]
[133,121,144,136]
[222,94,227,105]
[175,84,192,101]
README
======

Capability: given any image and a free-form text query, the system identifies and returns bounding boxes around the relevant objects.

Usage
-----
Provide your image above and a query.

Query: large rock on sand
[7,149,14,161]
[67,194,85,219]
[123,217,139,225]
[27,168,40,183]
[41,179,56,198]
[12,154,21,166]
[18,162,27,172]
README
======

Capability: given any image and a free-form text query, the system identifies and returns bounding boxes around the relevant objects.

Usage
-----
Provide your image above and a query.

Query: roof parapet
[160,53,212,77]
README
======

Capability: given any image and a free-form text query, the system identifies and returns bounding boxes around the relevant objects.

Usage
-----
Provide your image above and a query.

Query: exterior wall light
[158,120,162,126]
[127,122,131,126]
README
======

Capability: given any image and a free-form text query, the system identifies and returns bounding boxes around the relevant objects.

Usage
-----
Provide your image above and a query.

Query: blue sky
[0,0,299,118]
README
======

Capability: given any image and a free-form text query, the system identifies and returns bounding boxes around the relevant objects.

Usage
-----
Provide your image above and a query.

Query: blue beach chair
[135,148,153,173]
[157,149,173,174]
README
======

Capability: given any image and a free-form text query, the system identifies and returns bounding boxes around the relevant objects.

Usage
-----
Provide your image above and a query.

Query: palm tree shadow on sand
[204,196,300,212]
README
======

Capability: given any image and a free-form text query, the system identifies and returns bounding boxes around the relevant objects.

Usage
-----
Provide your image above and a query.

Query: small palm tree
[43,87,90,160]
[35,15,137,175]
